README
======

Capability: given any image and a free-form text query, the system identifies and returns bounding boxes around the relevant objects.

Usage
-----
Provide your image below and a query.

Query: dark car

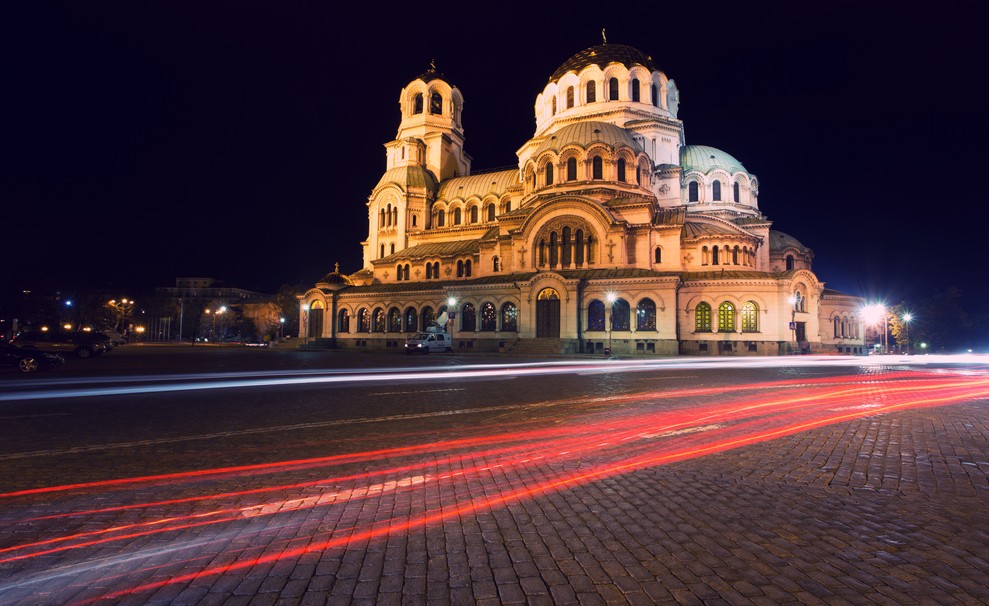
[12,331,107,358]
[0,343,65,373]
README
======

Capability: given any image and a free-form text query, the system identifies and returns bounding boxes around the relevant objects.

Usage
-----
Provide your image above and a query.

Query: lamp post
[279,317,285,342]
[606,292,616,356]
[787,295,797,353]
[204,308,215,342]
[447,297,457,342]
[901,313,912,354]
[217,306,227,347]
[860,303,887,354]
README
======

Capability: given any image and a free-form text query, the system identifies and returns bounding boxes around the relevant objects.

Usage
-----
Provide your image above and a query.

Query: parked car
[76,331,114,353]
[12,331,107,358]
[1,343,65,373]
[101,329,125,345]
[404,331,453,354]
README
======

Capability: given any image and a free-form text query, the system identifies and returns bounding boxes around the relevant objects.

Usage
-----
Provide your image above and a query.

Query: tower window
[651,84,658,107]
[592,156,602,179]
[713,181,722,201]
[617,159,626,182]
[430,92,442,115]
[545,163,554,185]
[487,204,495,222]
[453,207,462,225]
[688,181,699,202]
[587,80,596,103]
[608,77,619,101]
[631,78,640,102]
[654,247,662,264]
[566,86,574,109]
[469,205,478,224]
[413,93,423,115]
[733,182,740,203]
[786,255,795,271]
[567,157,577,181]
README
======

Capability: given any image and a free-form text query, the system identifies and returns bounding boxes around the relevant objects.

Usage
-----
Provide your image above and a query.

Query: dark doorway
[536,288,561,338]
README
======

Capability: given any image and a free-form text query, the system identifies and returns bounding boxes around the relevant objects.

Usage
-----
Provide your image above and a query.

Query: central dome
[550,44,658,82]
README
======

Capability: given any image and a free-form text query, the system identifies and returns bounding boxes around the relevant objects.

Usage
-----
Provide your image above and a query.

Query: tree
[887,302,911,351]
[274,283,306,337]
[912,288,972,353]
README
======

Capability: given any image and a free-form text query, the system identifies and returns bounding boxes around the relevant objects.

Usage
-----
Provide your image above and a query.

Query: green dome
[680,145,747,175]
[534,121,642,156]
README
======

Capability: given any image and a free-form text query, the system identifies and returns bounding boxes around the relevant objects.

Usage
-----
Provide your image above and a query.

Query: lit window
[611,299,630,331]
[501,302,518,332]
[636,298,656,331]
[695,302,712,332]
[718,302,736,332]
[588,300,605,331]
[480,302,497,331]
[741,302,759,332]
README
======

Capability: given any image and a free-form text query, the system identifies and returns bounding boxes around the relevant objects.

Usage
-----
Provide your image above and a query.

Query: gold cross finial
[429,59,436,71]
[334,262,340,273]
[602,28,607,44]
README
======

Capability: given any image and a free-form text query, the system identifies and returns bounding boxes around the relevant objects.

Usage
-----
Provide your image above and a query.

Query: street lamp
[446,297,457,340]
[902,312,913,354]
[279,317,285,342]
[217,306,227,346]
[860,303,887,354]
[606,292,617,356]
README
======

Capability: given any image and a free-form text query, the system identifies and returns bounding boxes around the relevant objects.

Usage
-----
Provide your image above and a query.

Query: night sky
[4,2,985,313]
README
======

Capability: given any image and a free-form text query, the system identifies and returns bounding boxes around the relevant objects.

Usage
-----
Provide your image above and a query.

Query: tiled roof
[374,165,437,193]
[681,270,775,281]
[534,121,642,156]
[769,230,809,252]
[436,170,518,201]
[681,221,742,239]
[377,239,483,262]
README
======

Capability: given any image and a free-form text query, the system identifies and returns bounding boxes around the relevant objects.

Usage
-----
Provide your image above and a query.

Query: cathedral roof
[376,238,483,263]
[533,121,643,156]
[436,170,518,201]
[374,165,438,193]
[682,220,746,239]
[769,230,810,252]
[681,145,748,175]
[550,43,658,82]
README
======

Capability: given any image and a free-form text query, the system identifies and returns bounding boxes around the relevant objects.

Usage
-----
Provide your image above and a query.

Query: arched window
[413,93,424,114]
[453,207,462,225]
[695,302,712,332]
[617,159,626,182]
[834,317,841,338]
[611,298,631,331]
[421,306,434,331]
[636,298,656,331]
[379,208,385,228]
[390,243,395,255]
[741,302,759,332]
[733,181,740,203]
[487,204,495,222]
[338,309,350,333]
[396,264,403,280]
[732,246,739,265]
[718,302,736,332]
[592,156,603,179]
[464,259,472,277]
[504,201,511,213]
[651,83,658,107]
[608,77,619,100]
[388,307,401,332]
[567,157,577,181]
[551,96,557,115]
[372,308,385,332]
[545,163,554,185]
[688,181,699,202]
[493,256,499,272]
[480,302,497,331]
[380,244,385,258]
[566,86,574,109]
[501,302,518,332]
[654,247,662,264]
[430,92,442,114]
[436,209,445,227]
[575,229,585,266]
[586,80,596,103]
[426,263,433,279]
[357,308,370,333]
[713,181,722,201]
[538,239,546,266]
[456,260,464,277]
[712,246,720,265]
[405,307,418,333]
[469,205,478,224]
[412,215,417,227]
[785,255,795,271]
[631,78,640,102]
[561,226,572,266]
[432,262,440,277]
[461,303,476,332]
[587,300,605,331]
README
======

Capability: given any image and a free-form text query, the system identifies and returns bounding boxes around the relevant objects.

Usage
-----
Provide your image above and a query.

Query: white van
[404,331,452,354]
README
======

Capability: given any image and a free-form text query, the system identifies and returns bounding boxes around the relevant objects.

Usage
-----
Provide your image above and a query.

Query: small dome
[681,145,747,175]
[534,121,643,156]
[550,44,658,82]
[769,231,809,252]
[414,61,451,85]
[316,263,354,288]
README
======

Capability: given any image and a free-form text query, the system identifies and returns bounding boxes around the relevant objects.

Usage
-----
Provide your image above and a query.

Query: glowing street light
[606,292,617,356]
[860,303,887,354]
[902,312,913,354]
[279,317,285,341]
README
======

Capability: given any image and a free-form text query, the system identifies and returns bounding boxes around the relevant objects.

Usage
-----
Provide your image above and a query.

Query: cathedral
[300,42,866,355]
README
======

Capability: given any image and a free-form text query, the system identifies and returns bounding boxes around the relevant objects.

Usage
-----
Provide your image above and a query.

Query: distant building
[300,42,865,355]
[155,278,267,302]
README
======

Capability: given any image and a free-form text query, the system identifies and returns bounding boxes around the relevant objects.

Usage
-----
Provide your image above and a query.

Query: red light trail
[1,365,987,604]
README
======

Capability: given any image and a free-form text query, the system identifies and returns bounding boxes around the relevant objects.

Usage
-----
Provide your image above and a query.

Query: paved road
[1,346,988,605]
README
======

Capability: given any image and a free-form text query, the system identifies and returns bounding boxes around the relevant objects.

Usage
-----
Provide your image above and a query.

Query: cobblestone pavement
[1,358,988,605]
